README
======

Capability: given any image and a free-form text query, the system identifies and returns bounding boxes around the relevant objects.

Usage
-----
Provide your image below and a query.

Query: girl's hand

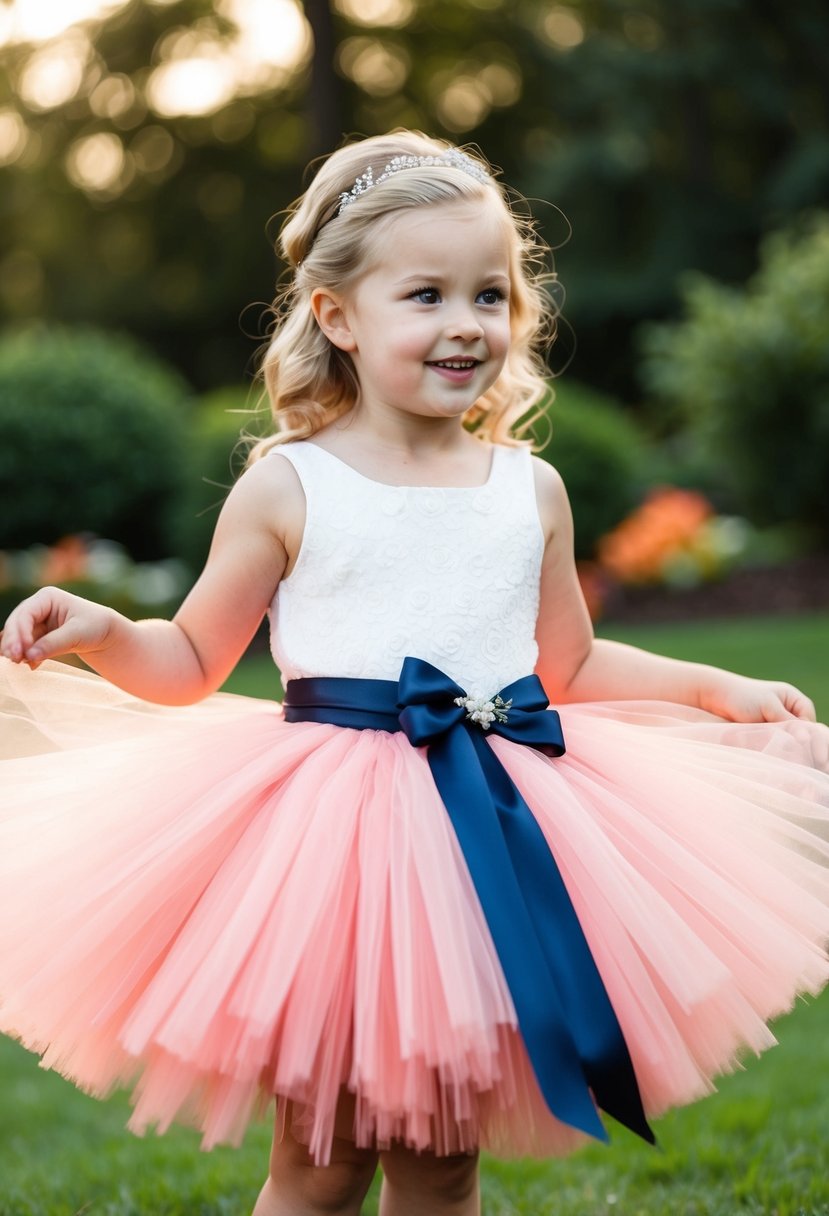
[699,671,817,724]
[0,586,115,669]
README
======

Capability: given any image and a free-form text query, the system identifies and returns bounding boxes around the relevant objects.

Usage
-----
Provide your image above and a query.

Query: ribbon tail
[471,732,654,1144]
[426,728,608,1143]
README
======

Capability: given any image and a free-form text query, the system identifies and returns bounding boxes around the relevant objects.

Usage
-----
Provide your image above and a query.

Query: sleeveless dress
[1,440,828,1167]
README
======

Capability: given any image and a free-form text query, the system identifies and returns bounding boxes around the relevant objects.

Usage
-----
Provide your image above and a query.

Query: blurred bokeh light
[2,0,311,121]
[148,0,311,117]
[0,0,125,44]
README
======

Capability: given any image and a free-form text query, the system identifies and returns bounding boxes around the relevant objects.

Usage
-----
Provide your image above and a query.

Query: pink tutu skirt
[1,657,828,1165]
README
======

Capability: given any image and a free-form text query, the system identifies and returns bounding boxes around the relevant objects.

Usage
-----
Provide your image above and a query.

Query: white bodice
[268,441,545,698]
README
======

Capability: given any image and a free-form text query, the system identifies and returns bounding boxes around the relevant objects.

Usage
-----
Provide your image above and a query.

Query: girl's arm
[0,457,301,705]
[532,458,816,723]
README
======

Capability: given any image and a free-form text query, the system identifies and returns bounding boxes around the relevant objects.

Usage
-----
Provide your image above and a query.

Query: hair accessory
[337,151,490,214]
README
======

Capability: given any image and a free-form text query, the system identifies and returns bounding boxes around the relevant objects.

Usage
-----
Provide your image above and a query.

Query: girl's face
[320,196,513,425]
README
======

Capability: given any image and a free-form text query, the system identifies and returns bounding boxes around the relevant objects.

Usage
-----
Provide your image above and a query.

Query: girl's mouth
[427,358,481,382]
[429,359,480,369]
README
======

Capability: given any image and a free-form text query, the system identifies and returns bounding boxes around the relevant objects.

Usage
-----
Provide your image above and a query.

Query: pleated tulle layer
[1,658,828,1164]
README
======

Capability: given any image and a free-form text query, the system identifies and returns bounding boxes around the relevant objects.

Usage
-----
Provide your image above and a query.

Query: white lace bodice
[268,442,545,698]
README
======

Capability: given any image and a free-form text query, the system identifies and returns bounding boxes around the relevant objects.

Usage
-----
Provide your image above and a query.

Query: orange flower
[38,536,90,585]
[597,488,713,584]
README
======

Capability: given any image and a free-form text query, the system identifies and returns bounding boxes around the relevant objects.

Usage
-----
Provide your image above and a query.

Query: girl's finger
[23,621,81,663]
[788,693,817,723]
[2,589,63,659]
[0,626,26,662]
[771,682,815,723]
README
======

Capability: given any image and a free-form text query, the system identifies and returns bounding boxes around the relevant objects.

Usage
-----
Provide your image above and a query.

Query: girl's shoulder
[212,448,308,565]
[220,446,307,524]
[529,454,572,544]
[529,452,567,494]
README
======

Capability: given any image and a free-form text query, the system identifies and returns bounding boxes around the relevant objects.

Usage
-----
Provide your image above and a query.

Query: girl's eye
[408,286,441,304]
[478,287,506,305]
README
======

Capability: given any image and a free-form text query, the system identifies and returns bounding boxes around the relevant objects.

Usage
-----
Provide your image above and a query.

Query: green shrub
[0,327,191,558]
[640,213,829,543]
[534,381,651,558]
[175,384,266,570]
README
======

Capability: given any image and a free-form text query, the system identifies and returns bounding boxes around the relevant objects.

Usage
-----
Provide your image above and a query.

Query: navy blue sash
[283,655,653,1145]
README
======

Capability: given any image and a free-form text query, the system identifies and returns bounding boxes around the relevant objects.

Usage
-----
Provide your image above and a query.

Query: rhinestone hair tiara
[337,150,490,214]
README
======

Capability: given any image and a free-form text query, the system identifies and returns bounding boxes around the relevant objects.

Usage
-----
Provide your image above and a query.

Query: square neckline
[303,440,500,490]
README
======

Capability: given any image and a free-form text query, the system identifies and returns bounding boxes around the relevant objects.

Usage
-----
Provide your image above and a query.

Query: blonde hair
[248,130,558,462]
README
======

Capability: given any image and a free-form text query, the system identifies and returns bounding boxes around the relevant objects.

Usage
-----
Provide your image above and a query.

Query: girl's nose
[446,309,485,341]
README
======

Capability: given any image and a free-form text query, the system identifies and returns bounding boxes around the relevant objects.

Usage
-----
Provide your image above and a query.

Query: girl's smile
[426,358,481,384]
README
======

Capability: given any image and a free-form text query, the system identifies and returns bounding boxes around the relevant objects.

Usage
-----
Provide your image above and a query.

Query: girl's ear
[310,288,357,352]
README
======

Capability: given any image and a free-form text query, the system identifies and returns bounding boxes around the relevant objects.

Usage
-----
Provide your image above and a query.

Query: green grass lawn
[1,612,828,1215]
[597,611,829,722]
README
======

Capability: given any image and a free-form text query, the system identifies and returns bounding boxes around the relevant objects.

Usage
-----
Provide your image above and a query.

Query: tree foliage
[1,0,828,394]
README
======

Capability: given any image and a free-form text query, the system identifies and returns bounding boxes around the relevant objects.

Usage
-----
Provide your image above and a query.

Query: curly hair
[248,130,558,462]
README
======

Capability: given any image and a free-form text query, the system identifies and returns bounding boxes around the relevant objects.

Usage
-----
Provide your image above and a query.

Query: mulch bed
[601,554,829,625]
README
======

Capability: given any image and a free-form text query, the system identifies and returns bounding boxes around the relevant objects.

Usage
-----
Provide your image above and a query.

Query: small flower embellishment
[454,693,512,729]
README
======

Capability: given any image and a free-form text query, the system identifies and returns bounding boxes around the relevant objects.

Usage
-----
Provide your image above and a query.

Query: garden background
[1,0,828,1212]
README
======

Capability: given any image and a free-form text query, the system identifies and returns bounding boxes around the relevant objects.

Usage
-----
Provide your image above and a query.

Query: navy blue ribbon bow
[283,656,654,1145]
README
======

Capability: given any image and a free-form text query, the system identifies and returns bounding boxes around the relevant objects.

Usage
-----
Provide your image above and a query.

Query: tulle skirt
[1,658,828,1165]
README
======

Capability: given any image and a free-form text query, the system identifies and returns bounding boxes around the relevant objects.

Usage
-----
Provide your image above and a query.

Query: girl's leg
[378,1146,481,1216]
[252,1094,379,1216]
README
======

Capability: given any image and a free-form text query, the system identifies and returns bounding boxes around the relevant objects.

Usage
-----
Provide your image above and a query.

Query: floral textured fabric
[269,442,544,697]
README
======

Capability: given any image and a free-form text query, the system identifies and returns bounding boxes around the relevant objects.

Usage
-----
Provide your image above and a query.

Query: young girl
[1,130,828,1216]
